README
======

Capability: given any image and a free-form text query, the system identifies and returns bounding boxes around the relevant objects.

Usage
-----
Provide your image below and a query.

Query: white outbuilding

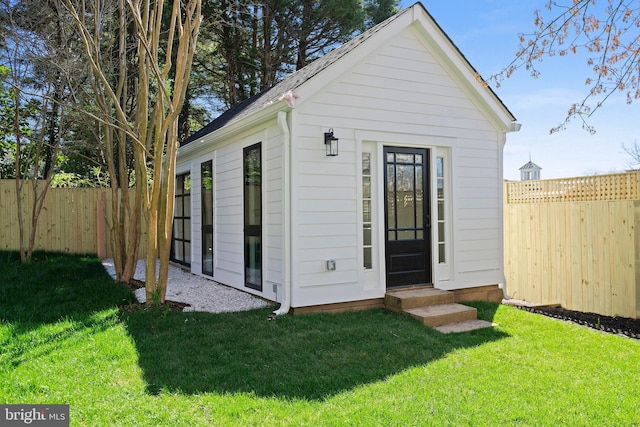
[174,2,520,314]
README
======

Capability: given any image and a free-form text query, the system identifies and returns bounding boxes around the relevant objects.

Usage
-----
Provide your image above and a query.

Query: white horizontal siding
[458,208,500,220]
[296,212,356,226]
[318,92,486,123]
[455,186,499,199]
[455,198,499,210]
[298,104,493,138]
[457,238,501,252]
[291,26,505,303]
[298,246,357,263]
[264,125,284,294]
[343,70,468,102]
[453,141,502,279]
[214,142,243,284]
[456,218,500,230]
[204,124,283,302]
[188,166,202,275]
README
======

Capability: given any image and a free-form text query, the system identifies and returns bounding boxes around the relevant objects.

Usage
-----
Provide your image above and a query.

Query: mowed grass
[1,252,639,426]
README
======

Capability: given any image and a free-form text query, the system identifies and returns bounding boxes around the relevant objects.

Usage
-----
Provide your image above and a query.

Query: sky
[400,1,640,180]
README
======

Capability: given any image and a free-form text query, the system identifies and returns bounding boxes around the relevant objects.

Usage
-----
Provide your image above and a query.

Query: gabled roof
[519,160,542,171]
[182,5,410,146]
[182,1,516,147]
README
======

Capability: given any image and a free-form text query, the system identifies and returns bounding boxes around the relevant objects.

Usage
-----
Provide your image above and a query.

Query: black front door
[384,147,431,288]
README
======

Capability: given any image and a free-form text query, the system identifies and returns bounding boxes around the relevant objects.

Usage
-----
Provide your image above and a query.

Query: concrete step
[403,303,477,327]
[384,288,454,313]
[434,319,496,334]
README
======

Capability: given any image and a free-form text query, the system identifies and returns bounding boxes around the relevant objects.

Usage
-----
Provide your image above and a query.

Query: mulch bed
[118,279,191,312]
[516,305,640,340]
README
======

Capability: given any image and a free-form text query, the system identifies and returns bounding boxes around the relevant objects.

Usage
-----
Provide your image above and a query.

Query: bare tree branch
[490,0,640,134]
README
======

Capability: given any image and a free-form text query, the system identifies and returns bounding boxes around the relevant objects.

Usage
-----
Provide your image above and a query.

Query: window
[171,173,191,266]
[386,151,425,241]
[201,161,214,276]
[362,152,372,269]
[436,157,446,264]
[244,143,262,291]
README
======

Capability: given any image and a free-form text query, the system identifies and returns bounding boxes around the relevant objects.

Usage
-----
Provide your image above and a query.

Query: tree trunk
[62,0,200,297]
[12,87,26,263]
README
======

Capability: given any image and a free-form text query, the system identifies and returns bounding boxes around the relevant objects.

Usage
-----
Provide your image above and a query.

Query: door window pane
[437,156,446,264]
[184,195,191,216]
[244,147,261,226]
[184,242,191,264]
[363,200,371,223]
[362,152,371,175]
[387,164,395,230]
[362,153,373,270]
[171,172,191,267]
[203,232,213,276]
[202,162,213,226]
[396,153,414,163]
[363,248,372,270]
[398,230,414,240]
[363,225,372,246]
[395,165,415,230]
[363,176,371,198]
[245,236,261,288]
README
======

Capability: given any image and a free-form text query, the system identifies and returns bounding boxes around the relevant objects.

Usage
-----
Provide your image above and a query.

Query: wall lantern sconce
[324,128,339,156]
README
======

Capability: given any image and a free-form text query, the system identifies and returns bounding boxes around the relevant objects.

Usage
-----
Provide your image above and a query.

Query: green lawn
[1,252,639,426]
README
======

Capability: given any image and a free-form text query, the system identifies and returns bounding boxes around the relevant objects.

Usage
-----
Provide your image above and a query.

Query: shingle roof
[181,6,410,146]
[519,160,542,171]
[181,2,515,146]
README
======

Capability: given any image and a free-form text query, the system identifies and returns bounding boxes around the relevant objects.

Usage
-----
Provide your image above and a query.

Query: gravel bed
[102,259,271,313]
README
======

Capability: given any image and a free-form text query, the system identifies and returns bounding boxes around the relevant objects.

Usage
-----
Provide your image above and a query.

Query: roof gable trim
[408,7,517,128]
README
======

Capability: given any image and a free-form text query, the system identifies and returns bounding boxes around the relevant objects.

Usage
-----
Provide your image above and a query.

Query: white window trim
[436,148,452,282]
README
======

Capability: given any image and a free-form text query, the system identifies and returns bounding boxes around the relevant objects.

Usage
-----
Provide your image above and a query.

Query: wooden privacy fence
[504,171,640,319]
[0,180,146,259]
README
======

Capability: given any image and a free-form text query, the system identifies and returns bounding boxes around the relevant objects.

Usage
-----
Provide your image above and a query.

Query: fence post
[96,190,107,259]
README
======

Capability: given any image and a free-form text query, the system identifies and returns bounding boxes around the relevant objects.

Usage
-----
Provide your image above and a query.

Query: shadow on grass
[0,251,508,401]
[0,251,136,367]
[122,301,508,400]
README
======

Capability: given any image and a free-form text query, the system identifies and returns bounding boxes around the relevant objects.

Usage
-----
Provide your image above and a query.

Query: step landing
[404,303,477,327]
[385,287,495,333]
[434,319,496,334]
[385,287,454,312]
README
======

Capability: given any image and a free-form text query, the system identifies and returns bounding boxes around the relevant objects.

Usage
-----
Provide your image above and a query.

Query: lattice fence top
[505,171,640,203]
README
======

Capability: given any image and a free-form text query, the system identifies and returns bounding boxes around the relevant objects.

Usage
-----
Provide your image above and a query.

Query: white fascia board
[177,100,291,162]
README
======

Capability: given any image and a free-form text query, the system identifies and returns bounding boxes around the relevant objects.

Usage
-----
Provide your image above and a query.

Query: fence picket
[0,180,146,259]
[504,172,640,319]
